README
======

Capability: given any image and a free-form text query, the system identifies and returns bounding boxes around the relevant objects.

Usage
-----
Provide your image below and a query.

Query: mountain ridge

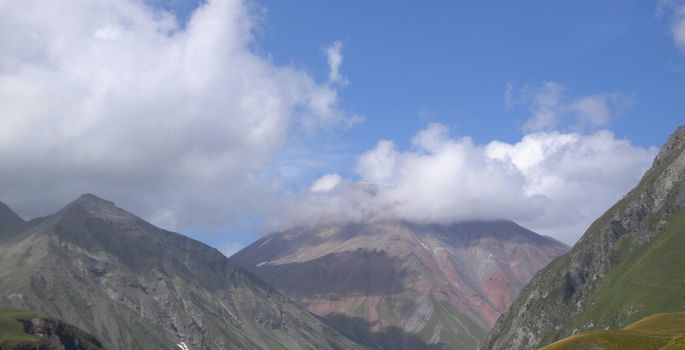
[0,201,24,233]
[0,194,371,350]
[483,124,685,349]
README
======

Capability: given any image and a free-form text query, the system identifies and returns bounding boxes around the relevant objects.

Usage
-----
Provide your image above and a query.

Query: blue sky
[1,0,684,254]
[254,0,683,148]
[207,0,685,252]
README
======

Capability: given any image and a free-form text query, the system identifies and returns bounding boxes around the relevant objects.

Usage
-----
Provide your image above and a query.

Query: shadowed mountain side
[246,249,407,298]
[0,201,24,233]
[326,313,447,350]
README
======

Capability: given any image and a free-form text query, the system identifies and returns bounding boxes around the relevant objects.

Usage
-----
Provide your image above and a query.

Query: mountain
[0,194,370,350]
[483,125,685,349]
[232,220,569,350]
[0,308,105,350]
[540,311,685,350]
[0,201,23,232]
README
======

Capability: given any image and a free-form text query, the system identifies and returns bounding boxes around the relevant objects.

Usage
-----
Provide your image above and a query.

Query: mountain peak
[651,124,685,170]
[62,193,128,219]
[71,193,116,207]
[0,200,24,231]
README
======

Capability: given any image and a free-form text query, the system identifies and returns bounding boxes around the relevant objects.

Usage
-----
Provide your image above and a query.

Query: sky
[1,0,684,254]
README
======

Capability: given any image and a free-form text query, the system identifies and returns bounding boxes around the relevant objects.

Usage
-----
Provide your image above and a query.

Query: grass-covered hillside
[569,207,685,330]
[541,311,685,350]
[0,308,105,349]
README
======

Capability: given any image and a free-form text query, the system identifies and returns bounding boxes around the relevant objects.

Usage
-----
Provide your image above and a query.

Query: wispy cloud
[325,41,347,85]
[506,82,634,132]
[658,0,685,51]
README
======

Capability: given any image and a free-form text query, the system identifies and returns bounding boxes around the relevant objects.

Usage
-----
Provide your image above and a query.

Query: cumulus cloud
[275,124,656,244]
[325,41,346,85]
[506,82,633,132]
[0,0,355,230]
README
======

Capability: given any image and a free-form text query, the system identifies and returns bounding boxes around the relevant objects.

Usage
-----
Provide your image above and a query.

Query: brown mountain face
[0,194,371,350]
[232,220,569,350]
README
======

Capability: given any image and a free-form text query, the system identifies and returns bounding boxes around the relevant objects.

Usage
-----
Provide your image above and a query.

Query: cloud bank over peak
[0,0,355,229]
[278,124,656,244]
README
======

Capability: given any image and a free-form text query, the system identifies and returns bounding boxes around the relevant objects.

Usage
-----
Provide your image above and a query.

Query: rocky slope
[0,308,105,350]
[0,195,370,350]
[232,220,568,349]
[483,125,685,349]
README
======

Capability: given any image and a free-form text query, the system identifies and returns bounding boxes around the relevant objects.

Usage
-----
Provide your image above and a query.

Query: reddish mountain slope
[232,220,568,349]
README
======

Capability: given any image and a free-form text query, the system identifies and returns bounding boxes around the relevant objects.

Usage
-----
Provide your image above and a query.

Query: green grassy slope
[570,208,685,330]
[540,311,685,350]
[0,308,105,349]
[0,310,40,346]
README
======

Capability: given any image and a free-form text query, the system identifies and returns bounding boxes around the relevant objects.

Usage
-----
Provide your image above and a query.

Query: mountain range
[0,194,368,350]
[233,220,568,349]
[2,124,684,350]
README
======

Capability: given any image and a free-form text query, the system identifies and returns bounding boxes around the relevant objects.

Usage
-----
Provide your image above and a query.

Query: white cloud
[325,41,347,85]
[0,0,355,230]
[310,173,342,192]
[273,124,656,244]
[507,82,633,132]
